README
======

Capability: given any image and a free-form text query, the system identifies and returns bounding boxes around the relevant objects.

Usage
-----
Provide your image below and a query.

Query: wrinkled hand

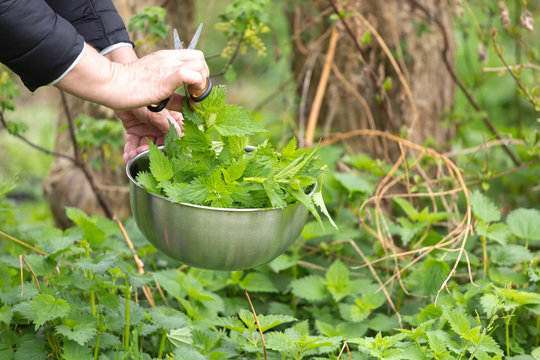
[122,49,210,109]
[117,104,184,165]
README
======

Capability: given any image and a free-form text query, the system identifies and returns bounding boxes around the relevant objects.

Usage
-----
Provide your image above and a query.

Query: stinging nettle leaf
[469,190,501,223]
[506,208,540,241]
[148,141,173,182]
[290,275,329,301]
[30,294,70,329]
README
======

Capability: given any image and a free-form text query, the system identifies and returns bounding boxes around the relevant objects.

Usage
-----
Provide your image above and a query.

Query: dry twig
[244,289,267,360]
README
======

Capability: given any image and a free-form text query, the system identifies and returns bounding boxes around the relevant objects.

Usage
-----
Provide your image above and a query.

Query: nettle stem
[481,235,489,278]
[124,278,131,350]
[157,329,167,358]
[85,246,96,317]
[94,314,104,360]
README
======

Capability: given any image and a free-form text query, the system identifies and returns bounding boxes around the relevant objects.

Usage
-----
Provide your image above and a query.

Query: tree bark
[43,0,194,228]
[289,0,456,157]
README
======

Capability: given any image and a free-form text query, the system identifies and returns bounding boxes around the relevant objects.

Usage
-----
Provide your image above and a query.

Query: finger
[178,68,205,90]
[166,93,185,112]
[124,134,140,165]
[145,110,171,133]
[156,136,165,146]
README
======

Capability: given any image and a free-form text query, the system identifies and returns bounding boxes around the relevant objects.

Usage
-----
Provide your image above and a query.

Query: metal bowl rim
[126,147,317,213]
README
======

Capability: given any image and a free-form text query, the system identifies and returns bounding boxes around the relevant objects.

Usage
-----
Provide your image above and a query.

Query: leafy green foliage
[128,7,169,46]
[136,86,333,226]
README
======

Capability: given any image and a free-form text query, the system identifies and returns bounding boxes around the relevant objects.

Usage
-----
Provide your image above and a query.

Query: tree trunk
[289,0,456,158]
[43,0,194,228]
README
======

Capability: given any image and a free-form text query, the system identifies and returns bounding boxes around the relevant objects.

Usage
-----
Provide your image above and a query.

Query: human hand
[56,45,210,110]
[116,104,184,165]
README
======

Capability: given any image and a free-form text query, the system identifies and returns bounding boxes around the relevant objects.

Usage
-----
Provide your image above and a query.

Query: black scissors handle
[147,78,213,112]
[147,97,170,112]
[189,78,213,103]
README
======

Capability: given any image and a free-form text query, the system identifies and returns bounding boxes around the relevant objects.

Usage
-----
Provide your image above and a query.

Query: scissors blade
[173,28,182,50]
[187,23,203,50]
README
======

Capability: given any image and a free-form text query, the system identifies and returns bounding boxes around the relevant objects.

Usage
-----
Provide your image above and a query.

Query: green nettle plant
[135,86,335,226]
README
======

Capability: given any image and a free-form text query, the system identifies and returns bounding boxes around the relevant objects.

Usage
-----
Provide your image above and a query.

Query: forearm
[55,43,130,109]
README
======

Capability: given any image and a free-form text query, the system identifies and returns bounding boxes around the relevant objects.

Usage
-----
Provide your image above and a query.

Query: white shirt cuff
[100,42,133,56]
[48,43,86,87]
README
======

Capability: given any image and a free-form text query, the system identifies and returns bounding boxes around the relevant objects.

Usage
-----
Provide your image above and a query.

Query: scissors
[147,23,213,112]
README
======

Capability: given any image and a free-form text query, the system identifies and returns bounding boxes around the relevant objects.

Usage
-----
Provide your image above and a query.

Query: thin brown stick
[336,342,352,360]
[0,109,74,162]
[443,139,525,157]
[0,230,47,255]
[330,63,382,155]
[299,53,318,147]
[483,63,540,72]
[491,29,537,105]
[297,260,327,271]
[19,255,23,296]
[21,255,41,292]
[114,216,155,307]
[60,91,114,219]
[407,0,520,166]
[322,128,474,300]
[151,274,169,307]
[327,0,397,131]
[346,239,402,328]
[305,26,339,147]
[212,34,244,78]
[356,12,419,137]
[244,289,267,360]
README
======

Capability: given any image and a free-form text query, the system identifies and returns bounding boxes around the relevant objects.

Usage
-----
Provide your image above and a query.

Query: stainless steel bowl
[126,148,315,270]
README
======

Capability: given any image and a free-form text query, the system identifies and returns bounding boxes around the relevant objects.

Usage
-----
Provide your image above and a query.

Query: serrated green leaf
[182,121,212,150]
[490,266,529,286]
[491,245,532,266]
[164,120,181,159]
[290,275,329,301]
[215,316,246,333]
[325,260,351,302]
[426,330,449,354]
[161,181,188,202]
[168,327,193,347]
[476,222,510,245]
[30,294,70,329]
[470,190,501,223]
[480,293,500,317]
[74,254,117,273]
[0,305,13,324]
[507,208,540,241]
[420,258,450,295]
[239,272,278,293]
[56,324,97,346]
[442,308,469,337]
[173,345,206,360]
[183,177,210,205]
[258,314,297,332]
[393,197,420,220]
[315,320,338,337]
[313,190,337,230]
[14,337,47,360]
[61,341,93,360]
[262,178,287,208]
[136,171,159,193]
[266,331,293,352]
[148,306,188,331]
[213,104,264,136]
[531,347,540,360]
[148,141,173,182]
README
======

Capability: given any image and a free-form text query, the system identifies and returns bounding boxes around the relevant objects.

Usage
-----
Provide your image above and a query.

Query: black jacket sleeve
[45,0,133,52]
[0,0,85,91]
